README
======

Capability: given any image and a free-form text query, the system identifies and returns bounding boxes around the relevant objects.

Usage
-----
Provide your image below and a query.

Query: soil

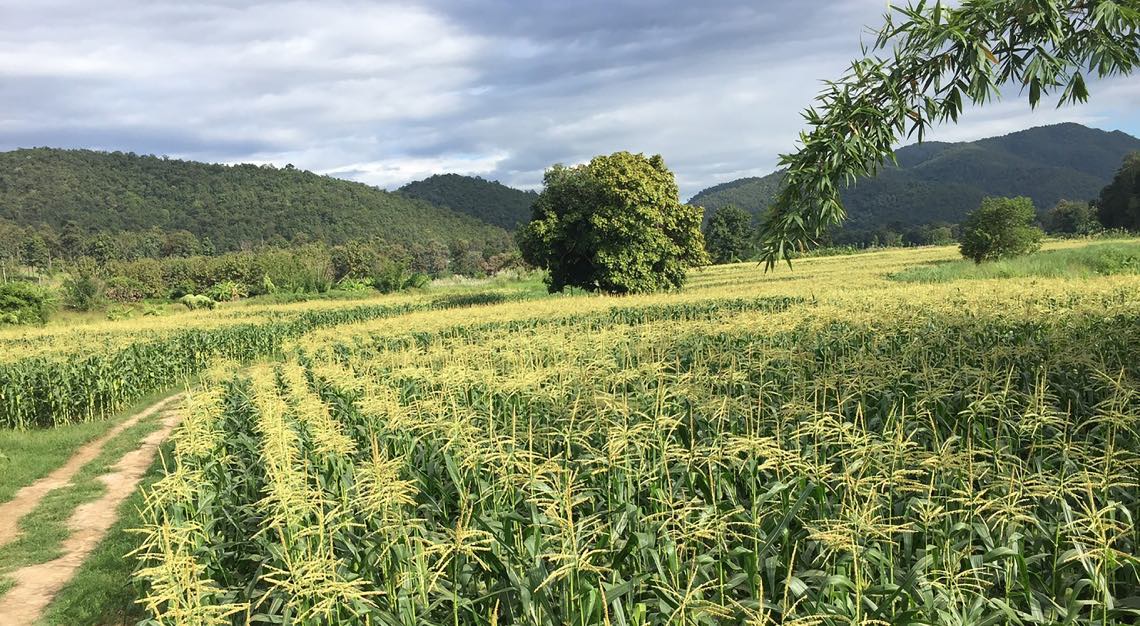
[0,397,182,625]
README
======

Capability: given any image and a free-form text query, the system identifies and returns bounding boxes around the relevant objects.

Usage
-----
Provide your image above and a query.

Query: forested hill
[689,123,1140,229]
[0,148,511,251]
[399,173,537,230]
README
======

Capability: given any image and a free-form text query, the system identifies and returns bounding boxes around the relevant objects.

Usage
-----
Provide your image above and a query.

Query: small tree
[330,241,378,281]
[1045,200,1100,235]
[62,260,107,311]
[703,204,755,264]
[959,197,1043,264]
[410,240,450,277]
[518,152,707,294]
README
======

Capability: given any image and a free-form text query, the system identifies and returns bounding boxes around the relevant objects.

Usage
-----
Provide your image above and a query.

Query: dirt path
[0,398,182,625]
[0,395,181,549]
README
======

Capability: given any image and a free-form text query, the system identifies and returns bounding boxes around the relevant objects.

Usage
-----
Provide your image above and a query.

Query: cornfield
[0,291,536,429]
[135,245,1140,625]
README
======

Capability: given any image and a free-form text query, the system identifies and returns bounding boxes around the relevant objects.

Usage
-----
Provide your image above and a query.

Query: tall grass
[890,241,1140,283]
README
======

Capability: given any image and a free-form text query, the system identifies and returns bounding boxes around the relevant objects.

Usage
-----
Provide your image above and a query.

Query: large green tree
[704,204,756,264]
[1096,151,1140,230]
[758,0,1140,267]
[518,152,708,294]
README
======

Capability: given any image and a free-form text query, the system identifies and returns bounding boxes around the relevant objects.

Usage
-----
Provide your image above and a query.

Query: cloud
[2,0,1138,200]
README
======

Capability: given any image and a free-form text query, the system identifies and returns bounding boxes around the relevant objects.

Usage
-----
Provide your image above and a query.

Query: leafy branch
[759,0,1140,268]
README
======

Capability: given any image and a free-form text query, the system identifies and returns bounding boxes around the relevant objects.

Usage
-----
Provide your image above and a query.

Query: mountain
[0,148,511,252]
[399,174,537,230]
[689,123,1140,232]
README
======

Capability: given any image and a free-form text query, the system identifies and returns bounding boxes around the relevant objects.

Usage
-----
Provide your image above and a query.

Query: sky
[2,0,1139,200]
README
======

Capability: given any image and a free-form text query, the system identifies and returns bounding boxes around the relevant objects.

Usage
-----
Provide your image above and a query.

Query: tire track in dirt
[0,398,182,625]
[0,394,181,549]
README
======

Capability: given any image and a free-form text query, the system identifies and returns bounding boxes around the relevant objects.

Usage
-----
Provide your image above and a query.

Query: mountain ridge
[688,123,1140,234]
[399,173,538,230]
[0,147,511,252]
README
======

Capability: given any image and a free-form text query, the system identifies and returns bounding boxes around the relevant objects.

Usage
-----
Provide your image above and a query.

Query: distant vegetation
[892,241,1140,283]
[1097,151,1140,231]
[0,148,511,253]
[399,173,537,230]
[702,204,755,264]
[0,149,531,322]
[690,124,1140,246]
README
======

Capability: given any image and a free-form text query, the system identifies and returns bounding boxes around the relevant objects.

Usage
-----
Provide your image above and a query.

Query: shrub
[481,251,524,275]
[206,280,247,302]
[331,242,378,281]
[62,267,107,312]
[0,281,54,325]
[372,258,407,294]
[104,276,149,303]
[335,277,373,292]
[959,197,1044,263]
[178,294,217,310]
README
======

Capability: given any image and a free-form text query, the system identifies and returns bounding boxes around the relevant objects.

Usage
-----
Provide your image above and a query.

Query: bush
[178,294,217,310]
[331,242,378,281]
[335,277,374,292]
[104,276,149,303]
[371,259,430,294]
[0,281,54,325]
[62,268,107,312]
[959,197,1044,263]
[206,280,247,302]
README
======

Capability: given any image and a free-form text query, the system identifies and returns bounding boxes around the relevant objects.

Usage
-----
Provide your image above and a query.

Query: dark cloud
[2,0,1137,199]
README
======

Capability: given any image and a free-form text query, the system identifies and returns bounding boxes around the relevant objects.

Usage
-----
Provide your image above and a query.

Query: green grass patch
[0,407,168,576]
[0,390,173,503]
[888,240,1140,283]
[38,441,173,626]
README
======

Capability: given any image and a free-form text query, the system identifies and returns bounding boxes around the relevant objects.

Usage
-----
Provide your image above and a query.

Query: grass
[889,239,1140,282]
[0,404,168,588]
[38,441,174,626]
[0,389,173,502]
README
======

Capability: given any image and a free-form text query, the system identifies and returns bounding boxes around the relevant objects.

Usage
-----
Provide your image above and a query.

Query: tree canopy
[704,204,756,264]
[518,152,708,294]
[1096,151,1140,230]
[1045,199,1100,234]
[759,0,1140,267]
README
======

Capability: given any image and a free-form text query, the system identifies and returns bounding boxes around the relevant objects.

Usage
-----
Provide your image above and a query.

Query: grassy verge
[38,441,173,626]
[889,240,1140,283]
[0,407,169,589]
[0,389,174,503]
